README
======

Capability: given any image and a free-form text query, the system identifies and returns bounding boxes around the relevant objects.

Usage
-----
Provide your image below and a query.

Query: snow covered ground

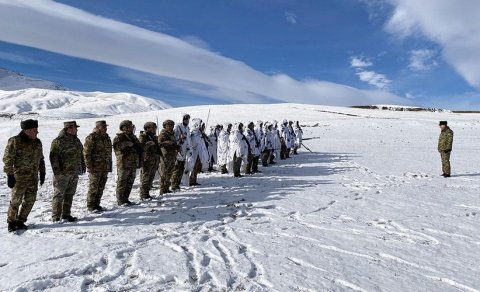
[0,103,479,291]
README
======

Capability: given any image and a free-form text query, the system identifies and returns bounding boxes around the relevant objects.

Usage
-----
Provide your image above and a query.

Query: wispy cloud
[384,0,480,89]
[356,70,391,89]
[180,36,212,51]
[350,55,391,89]
[285,12,297,24]
[350,56,373,68]
[0,51,45,65]
[0,0,408,106]
[408,49,437,72]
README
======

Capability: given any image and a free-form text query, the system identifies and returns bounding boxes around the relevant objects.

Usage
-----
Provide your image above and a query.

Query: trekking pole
[301,142,313,153]
[205,108,211,129]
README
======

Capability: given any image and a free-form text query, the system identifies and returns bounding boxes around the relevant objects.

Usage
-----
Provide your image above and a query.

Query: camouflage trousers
[160,155,176,193]
[280,140,288,159]
[52,174,79,220]
[261,150,271,167]
[233,153,243,177]
[140,161,159,198]
[87,172,108,210]
[7,173,38,223]
[245,153,254,174]
[116,167,137,205]
[189,157,202,185]
[440,151,451,175]
[171,160,185,190]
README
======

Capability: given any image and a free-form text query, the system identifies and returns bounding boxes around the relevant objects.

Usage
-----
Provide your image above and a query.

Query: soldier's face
[98,125,107,134]
[67,126,78,136]
[147,127,156,134]
[25,128,38,139]
[183,118,190,127]
[165,124,173,131]
[439,125,446,130]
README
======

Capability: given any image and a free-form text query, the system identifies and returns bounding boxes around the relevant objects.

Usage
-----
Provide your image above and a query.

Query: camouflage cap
[64,121,80,128]
[144,121,157,130]
[162,119,175,128]
[119,120,134,130]
[96,120,108,127]
[21,119,38,130]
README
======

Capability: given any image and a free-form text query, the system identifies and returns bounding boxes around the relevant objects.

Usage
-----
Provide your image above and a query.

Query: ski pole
[301,142,313,153]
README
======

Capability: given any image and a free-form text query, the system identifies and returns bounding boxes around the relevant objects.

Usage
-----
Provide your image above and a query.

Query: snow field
[0,104,479,291]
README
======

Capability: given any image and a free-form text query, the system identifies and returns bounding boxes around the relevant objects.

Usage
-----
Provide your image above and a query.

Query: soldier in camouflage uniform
[3,119,45,232]
[83,121,112,212]
[438,121,454,177]
[113,120,143,205]
[139,122,161,200]
[158,120,178,194]
[50,121,85,222]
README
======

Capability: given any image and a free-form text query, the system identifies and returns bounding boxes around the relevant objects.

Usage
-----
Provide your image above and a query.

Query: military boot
[62,215,78,222]
[8,222,17,232]
[16,221,28,230]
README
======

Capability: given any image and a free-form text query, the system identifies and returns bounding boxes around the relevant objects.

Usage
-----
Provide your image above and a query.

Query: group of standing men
[3,114,303,232]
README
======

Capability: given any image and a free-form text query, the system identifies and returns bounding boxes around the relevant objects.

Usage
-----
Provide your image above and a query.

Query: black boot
[8,222,17,232]
[16,221,28,230]
[61,215,78,222]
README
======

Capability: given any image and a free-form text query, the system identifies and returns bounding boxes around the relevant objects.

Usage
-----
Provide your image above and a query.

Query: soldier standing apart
[3,119,45,232]
[50,121,85,222]
[139,122,161,200]
[171,113,191,191]
[438,121,454,177]
[158,120,177,195]
[83,121,112,212]
[113,120,143,205]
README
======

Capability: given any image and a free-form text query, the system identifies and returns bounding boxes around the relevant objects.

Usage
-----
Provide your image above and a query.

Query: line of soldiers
[3,115,303,232]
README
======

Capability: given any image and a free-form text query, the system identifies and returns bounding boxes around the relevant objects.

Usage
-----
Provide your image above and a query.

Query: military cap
[439,121,448,126]
[144,122,157,130]
[119,120,134,130]
[96,120,108,127]
[64,121,80,128]
[21,119,38,130]
[162,119,175,128]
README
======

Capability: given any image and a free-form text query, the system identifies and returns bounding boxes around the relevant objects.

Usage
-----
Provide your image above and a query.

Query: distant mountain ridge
[0,67,66,91]
[0,68,171,119]
[0,88,171,119]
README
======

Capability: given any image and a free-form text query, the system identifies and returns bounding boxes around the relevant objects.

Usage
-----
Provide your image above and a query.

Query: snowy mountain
[0,88,171,119]
[0,104,479,291]
[0,67,66,91]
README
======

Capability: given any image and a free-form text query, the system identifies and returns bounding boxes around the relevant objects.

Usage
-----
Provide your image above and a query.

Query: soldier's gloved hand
[39,172,45,186]
[7,174,15,188]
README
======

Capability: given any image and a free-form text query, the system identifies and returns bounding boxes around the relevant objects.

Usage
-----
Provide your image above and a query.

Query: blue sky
[0,0,479,109]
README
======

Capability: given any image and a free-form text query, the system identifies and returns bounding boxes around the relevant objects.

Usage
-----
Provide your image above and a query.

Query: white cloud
[350,56,373,68]
[356,70,391,89]
[350,55,390,89]
[285,12,297,24]
[408,49,437,72]
[0,0,409,106]
[180,35,212,50]
[384,0,480,89]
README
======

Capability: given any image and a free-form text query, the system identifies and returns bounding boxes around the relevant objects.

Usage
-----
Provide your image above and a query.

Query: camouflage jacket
[158,129,178,159]
[438,127,454,152]
[3,131,46,176]
[50,130,85,175]
[83,129,113,173]
[113,131,143,169]
[139,131,161,166]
